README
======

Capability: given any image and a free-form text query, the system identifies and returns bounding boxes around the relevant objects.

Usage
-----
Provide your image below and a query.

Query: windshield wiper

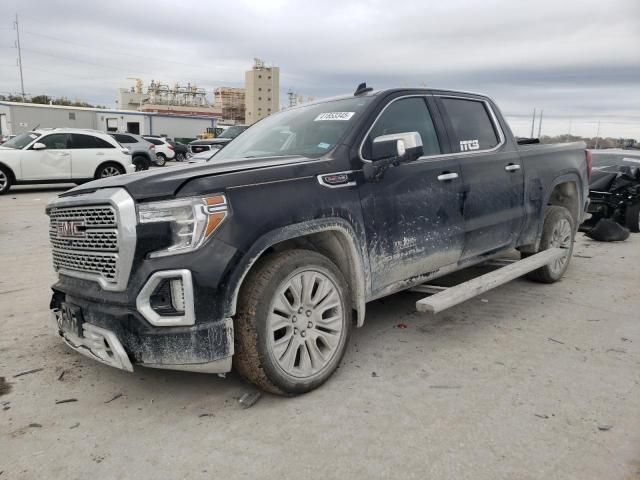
[242,154,291,159]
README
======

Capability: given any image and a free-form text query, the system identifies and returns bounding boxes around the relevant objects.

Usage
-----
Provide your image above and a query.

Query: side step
[415,248,566,314]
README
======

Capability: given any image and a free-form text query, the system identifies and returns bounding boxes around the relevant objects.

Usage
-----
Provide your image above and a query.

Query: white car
[0,128,135,195]
[142,136,175,165]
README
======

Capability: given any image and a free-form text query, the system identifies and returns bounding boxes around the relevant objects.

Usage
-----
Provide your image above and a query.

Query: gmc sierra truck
[47,85,590,395]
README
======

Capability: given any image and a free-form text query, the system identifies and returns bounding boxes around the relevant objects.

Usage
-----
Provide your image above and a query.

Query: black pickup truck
[47,85,590,394]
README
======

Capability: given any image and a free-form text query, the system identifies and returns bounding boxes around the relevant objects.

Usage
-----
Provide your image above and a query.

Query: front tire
[0,167,11,195]
[234,250,352,395]
[625,202,640,233]
[523,206,575,283]
[95,163,125,179]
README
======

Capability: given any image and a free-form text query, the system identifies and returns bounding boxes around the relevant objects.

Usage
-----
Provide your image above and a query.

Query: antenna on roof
[354,82,373,96]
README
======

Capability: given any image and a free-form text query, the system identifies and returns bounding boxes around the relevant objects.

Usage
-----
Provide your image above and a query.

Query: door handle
[505,164,521,172]
[437,172,459,182]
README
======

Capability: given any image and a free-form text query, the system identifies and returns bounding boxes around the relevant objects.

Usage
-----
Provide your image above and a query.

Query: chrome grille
[49,229,118,252]
[52,250,118,281]
[49,206,116,226]
[48,204,120,283]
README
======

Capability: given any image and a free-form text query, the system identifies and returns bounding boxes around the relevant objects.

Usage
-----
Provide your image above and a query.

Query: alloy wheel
[266,269,345,379]
[549,218,572,275]
[100,166,121,177]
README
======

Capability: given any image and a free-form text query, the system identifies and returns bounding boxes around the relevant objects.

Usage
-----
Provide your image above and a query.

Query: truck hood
[62,155,310,201]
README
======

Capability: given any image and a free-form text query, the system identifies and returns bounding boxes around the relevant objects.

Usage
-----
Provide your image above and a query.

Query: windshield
[214,97,373,160]
[217,126,247,139]
[2,132,40,149]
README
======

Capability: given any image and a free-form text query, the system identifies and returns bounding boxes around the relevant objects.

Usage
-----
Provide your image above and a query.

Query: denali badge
[57,220,86,238]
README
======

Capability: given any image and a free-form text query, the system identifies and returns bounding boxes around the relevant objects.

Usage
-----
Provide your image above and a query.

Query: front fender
[223,217,370,327]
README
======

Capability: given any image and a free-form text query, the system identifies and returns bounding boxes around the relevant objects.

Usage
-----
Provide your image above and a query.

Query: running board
[415,248,566,314]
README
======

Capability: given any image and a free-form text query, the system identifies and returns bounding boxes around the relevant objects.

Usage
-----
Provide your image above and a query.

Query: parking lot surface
[1,186,639,480]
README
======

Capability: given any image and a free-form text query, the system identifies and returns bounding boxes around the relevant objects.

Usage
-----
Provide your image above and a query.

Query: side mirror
[32,142,46,150]
[371,132,424,163]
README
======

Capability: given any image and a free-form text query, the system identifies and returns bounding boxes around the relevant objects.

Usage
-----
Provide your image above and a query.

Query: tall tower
[245,58,280,125]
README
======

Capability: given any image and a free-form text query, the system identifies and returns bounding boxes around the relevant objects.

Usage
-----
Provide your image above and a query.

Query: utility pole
[287,89,296,108]
[14,14,26,101]
[537,109,543,138]
[530,108,536,138]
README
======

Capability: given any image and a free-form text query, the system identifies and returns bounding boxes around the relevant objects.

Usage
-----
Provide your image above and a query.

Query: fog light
[170,278,185,312]
[137,270,195,326]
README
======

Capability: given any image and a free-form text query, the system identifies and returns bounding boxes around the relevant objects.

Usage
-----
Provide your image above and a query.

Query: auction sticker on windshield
[314,112,355,121]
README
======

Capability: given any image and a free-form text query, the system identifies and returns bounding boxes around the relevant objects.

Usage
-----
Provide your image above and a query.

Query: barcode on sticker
[314,112,355,121]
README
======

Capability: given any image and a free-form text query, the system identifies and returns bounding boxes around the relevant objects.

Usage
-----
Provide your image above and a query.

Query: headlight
[138,194,227,258]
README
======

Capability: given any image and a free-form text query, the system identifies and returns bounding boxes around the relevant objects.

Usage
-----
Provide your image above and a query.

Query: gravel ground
[1,185,639,480]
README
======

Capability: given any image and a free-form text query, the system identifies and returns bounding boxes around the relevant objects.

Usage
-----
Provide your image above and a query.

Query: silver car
[110,133,157,170]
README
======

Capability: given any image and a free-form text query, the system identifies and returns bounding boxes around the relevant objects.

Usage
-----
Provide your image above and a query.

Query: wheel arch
[94,161,125,178]
[225,218,369,327]
[522,173,583,253]
[0,161,16,182]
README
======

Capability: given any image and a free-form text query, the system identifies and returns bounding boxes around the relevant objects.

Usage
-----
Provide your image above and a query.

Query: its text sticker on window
[460,139,479,151]
[314,112,355,121]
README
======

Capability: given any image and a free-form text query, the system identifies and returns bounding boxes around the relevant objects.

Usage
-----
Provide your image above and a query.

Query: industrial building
[214,87,246,123]
[0,101,217,140]
[117,78,221,117]
[245,58,280,125]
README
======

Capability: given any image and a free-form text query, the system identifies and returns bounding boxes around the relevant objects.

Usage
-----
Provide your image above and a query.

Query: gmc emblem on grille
[57,220,86,238]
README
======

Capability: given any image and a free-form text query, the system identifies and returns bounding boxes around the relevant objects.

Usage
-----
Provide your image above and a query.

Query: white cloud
[0,0,638,137]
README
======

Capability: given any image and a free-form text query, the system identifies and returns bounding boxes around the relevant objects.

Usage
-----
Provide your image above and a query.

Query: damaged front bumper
[50,293,234,374]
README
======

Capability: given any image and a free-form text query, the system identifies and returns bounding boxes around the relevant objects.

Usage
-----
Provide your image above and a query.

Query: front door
[358,96,465,295]
[20,133,71,180]
[436,96,525,260]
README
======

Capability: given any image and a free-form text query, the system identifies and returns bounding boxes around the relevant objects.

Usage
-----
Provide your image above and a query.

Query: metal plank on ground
[415,248,566,314]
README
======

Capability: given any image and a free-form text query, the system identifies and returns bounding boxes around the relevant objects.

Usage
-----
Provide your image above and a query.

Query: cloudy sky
[1,0,639,138]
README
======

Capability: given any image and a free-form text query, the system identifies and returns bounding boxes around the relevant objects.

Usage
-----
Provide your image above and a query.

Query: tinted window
[363,97,441,159]
[440,98,499,152]
[217,126,247,139]
[93,136,115,148]
[112,134,136,143]
[144,138,163,146]
[39,134,68,149]
[70,134,115,149]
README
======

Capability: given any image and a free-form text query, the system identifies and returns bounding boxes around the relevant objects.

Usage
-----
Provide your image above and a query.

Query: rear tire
[625,202,640,233]
[132,155,149,171]
[234,249,352,395]
[155,153,166,166]
[176,152,186,162]
[523,206,575,283]
[0,167,11,195]
[95,163,125,179]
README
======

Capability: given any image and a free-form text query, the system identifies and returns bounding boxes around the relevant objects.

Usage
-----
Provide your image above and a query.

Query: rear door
[358,95,465,294]
[69,133,116,178]
[20,133,71,180]
[436,96,524,260]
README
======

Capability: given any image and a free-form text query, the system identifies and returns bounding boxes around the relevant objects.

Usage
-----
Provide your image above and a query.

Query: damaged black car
[581,151,640,235]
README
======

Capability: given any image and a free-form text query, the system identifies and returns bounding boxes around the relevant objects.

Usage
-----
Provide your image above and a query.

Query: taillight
[149,145,155,150]
[168,145,174,150]
[585,149,593,180]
